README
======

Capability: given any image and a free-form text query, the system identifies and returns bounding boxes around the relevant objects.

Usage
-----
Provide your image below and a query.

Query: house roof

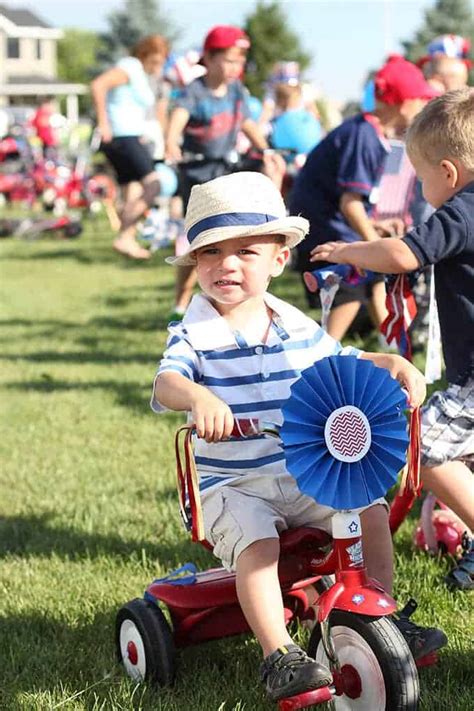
[0,3,51,28]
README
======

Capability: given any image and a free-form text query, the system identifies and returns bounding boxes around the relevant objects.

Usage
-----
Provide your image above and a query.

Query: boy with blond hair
[312,88,474,590]
[152,171,446,701]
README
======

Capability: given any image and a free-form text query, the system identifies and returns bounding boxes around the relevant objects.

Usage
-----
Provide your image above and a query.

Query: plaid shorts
[421,378,474,469]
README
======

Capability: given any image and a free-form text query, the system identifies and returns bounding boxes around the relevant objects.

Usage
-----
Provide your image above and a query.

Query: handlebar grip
[230,418,261,438]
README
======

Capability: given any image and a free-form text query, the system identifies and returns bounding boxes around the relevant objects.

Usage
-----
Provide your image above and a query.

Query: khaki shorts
[201,472,386,571]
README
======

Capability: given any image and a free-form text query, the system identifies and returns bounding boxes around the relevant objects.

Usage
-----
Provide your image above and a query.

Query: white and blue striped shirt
[152,293,360,493]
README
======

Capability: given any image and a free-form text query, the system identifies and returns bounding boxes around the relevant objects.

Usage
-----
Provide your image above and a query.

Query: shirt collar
[182,293,312,350]
[362,112,391,153]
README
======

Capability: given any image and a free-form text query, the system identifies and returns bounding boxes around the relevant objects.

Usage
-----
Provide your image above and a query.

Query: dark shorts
[100,136,155,185]
[295,251,384,309]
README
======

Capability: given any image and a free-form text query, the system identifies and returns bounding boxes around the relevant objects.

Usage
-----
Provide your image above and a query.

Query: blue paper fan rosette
[280,356,409,509]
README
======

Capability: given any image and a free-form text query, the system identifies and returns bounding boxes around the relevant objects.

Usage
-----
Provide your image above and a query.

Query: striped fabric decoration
[381,274,418,361]
[372,140,417,224]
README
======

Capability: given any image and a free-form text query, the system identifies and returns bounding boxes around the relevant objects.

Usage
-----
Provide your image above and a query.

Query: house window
[7,38,20,59]
[36,39,42,60]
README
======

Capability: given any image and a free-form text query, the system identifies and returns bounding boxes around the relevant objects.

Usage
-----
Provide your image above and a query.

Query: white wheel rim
[119,619,147,681]
[315,625,386,710]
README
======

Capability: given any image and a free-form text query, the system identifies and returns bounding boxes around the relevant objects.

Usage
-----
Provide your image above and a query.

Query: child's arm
[339,192,382,242]
[360,352,426,408]
[154,371,234,443]
[241,118,269,151]
[310,237,420,274]
[90,67,129,143]
[164,107,190,162]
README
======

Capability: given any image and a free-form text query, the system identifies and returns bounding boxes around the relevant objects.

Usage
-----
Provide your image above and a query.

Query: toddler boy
[152,171,445,700]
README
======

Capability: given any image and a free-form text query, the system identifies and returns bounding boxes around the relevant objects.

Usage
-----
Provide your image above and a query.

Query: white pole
[66,94,79,125]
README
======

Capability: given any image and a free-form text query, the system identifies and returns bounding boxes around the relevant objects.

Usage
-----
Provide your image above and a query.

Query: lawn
[0,214,472,711]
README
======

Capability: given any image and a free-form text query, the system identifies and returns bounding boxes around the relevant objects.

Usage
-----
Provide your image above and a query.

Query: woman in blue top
[91,35,168,259]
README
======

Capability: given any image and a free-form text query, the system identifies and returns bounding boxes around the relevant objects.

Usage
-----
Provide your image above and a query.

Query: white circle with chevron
[280,355,409,510]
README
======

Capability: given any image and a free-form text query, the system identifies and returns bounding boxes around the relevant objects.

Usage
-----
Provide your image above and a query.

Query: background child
[419,34,471,93]
[311,88,474,590]
[91,34,169,260]
[290,55,436,342]
[31,97,59,160]
[165,25,283,320]
[152,172,445,701]
[269,83,322,156]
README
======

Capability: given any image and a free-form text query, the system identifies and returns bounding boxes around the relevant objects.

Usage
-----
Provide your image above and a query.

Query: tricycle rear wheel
[116,598,175,686]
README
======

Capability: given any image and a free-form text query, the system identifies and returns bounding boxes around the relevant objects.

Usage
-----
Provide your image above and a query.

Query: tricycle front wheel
[308,611,419,710]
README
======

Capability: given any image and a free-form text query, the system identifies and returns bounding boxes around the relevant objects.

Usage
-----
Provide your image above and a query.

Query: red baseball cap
[203,25,250,53]
[374,54,439,105]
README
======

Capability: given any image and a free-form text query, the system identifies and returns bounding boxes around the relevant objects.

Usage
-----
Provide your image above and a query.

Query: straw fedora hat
[166,172,309,266]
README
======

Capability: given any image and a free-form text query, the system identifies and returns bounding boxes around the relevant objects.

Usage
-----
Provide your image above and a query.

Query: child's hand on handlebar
[388,357,426,409]
[190,390,235,443]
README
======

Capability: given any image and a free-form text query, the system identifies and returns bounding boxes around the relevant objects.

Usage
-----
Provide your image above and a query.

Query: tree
[402,0,474,64]
[97,0,179,67]
[58,29,103,84]
[57,29,104,111]
[243,1,311,98]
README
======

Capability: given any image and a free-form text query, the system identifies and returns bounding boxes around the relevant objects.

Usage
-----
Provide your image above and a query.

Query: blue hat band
[187,212,279,244]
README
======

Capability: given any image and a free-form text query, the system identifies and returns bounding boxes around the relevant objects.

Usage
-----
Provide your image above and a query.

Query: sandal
[260,644,332,702]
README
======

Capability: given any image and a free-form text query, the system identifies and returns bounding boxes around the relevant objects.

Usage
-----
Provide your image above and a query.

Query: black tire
[308,611,419,711]
[116,598,175,687]
[63,222,83,239]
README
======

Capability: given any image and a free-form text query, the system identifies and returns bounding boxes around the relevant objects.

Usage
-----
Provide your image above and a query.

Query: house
[0,3,87,122]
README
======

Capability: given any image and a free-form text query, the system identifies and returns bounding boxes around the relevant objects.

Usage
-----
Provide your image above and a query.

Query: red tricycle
[116,419,427,710]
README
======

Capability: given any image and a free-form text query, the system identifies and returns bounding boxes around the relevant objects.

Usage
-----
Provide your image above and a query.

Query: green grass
[0,215,472,711]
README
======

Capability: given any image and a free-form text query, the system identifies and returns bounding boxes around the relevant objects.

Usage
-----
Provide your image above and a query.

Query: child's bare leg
[360,503,447,656]
[119,173,160,235]
[326,301,361,341]
[174,264,198,312]
[236,538,332,699]
[235,538,293,657]
[367,280,388,328]
[421,461,474,530]
[119,181,142,217]
[114,173,160,258]
[360,503,393,593]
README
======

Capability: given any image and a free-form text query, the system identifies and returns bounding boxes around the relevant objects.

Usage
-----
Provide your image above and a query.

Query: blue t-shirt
[403,182,474,385]
[290,114,389,252]
[175,77,250,160]
[270,108,321,156]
